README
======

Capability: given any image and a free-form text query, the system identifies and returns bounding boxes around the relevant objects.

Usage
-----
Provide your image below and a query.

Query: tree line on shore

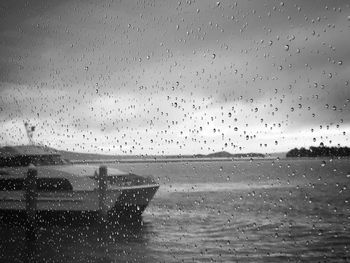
[286,146,350,157]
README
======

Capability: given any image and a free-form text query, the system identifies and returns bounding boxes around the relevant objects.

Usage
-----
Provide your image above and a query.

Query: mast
[24,122,35,145]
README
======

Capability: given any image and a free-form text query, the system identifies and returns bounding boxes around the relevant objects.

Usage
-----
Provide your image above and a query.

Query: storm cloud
[0,0,349,155]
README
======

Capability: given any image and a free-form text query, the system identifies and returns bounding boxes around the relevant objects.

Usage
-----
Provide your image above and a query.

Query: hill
[206,151,234,158]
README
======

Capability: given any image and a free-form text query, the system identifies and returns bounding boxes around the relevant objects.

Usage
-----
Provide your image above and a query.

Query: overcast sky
[0,0,349,155]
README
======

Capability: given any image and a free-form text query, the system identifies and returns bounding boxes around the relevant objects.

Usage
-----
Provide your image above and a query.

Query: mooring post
[98,165,108,221]
[25,164,38,262]
[25,164,37,230]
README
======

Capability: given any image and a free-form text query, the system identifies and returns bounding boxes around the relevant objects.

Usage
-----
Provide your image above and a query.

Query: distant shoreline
[70,157,278,164]
[70,155,350,164]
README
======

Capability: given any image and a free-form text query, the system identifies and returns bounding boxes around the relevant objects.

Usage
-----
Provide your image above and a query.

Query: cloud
[0,0,349,154]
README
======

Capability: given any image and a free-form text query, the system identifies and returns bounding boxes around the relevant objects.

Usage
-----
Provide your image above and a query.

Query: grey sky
[0,0,349,155]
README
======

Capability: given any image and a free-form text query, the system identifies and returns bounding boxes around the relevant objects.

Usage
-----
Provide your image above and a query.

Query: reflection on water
[0,159,350,262]
[0,218,154,263]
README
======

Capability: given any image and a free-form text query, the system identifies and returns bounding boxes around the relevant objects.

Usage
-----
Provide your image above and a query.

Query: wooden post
[98,165,108,221]
[25,164,37,262]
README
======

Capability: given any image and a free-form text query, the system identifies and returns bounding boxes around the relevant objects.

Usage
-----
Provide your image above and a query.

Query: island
[286,146,350,158]
[199,151,265,158]
[57,149,266,163]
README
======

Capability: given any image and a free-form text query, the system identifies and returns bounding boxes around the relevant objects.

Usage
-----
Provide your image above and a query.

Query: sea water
[0,158,349,262]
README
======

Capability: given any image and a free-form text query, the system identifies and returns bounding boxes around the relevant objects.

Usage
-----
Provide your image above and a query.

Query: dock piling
[25,164,37,231]
[98,165,108,221]
[25,164,38,262]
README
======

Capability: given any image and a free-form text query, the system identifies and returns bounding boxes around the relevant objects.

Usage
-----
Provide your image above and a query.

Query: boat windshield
[0,154,69,167]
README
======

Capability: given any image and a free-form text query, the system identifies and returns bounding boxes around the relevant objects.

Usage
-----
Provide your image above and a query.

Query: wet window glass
[0,0,349,262]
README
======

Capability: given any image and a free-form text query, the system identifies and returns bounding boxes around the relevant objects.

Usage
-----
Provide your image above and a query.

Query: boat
[0,145,159,222]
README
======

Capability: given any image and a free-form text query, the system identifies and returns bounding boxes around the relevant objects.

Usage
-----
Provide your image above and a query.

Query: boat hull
[0,184,159,222]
